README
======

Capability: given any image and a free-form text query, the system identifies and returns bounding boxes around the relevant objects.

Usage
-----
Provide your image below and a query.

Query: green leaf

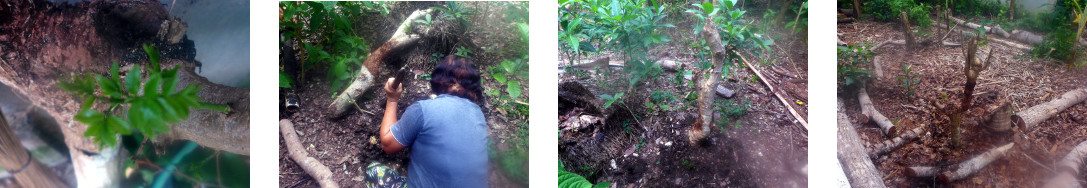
[507,81,521,100]
[107,115,132,135]
[96,75,121,97]
[110,62,120,83]
[279,72,293,88]
[125,65,142,95]
[161,68,179,94]
[143,73,162,96]
[142,44,160,72]
[493,71,508,84]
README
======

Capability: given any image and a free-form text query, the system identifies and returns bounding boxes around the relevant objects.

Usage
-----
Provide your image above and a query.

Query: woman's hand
[384,78,403,103]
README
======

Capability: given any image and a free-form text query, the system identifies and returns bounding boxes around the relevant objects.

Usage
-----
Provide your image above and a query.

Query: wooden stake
[0,107,69,188]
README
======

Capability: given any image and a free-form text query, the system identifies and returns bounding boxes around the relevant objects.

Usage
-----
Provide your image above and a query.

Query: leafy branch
[58,44,229,147]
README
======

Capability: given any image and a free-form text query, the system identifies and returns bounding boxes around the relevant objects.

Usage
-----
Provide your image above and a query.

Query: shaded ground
[557,2,808,187]
[277,2,529,187]
[839,19,1087,187]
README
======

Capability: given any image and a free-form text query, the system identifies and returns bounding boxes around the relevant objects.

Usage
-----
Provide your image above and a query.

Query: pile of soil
[557,2,808,187]
[839,19,1087,187]
[278,2,529,187]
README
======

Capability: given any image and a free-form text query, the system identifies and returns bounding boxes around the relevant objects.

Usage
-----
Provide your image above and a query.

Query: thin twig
[733,51,808,129]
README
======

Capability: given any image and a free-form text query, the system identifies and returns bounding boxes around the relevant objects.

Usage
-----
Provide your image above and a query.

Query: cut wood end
[689,119,706,146]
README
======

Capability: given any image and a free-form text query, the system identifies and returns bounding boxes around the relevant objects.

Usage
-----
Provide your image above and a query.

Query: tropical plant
[786,1,808,34]
[58,44,229,147]
[600,92,624,109]
[837,42,874,91]
[896,63,922,99]
[558,161,611,188]
[280,2,373,95]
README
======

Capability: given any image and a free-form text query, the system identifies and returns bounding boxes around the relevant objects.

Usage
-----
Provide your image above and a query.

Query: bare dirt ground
[839,19,1087,187]
[557,3,808,187]
[278,2,529,187]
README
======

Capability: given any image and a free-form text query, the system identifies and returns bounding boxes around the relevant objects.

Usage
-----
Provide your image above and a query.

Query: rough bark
[0,108,69,188]
[937,143,1015,183]
[858,87,896,136]
[328,8,433,117]
[1043,140,1087,188]
[907,166,939,177]
[0,0,249,187]
[838,100,887,188]
[985,101,1013,132]
[281,119,339,188]
[900,11,916,49]
[868,126,925,158]
[951,36,992,147]
[690,11,727,145]
[1013,88,1087,129]
[1009,0,1015,20]
[852,0,862,18]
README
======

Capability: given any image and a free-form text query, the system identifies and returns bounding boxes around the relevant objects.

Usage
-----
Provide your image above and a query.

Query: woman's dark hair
[430,55,483,102]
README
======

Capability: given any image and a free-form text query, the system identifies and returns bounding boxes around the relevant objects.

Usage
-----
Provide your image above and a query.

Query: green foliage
[59,44,229,147]
[559,0,675,87]
[686,0,774,52]
[490,123,529,185]
[896,64,922,99]
[122,133,248,187]
[786,1,808,35]
[279,71,293,88]
[413,13,433,26]
[837,42,874,91]
[280,2,373,95]
[646,91,677,114]
[600,92,623,109]
[949,0,1010,18]
[714,99,748,130]
[558,161,611,188]
[433,1,476,28]
[865,0,933,32]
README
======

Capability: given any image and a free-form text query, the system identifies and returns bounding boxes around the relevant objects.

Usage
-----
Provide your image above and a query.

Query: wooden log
[690,7,728,145]
[907,166,939,177]
[938,143,1015,183]
[0,107,69,188]
[872,56,883,78]
[735,53,808,129]
[838,100,888,188]
[716,85,735,98]
[1043,140,1087,188]
[858,87,896,136]
[329,9,433,117]
[281,119,339,188]
[868,126,925,158]
[657,59,683,72]
[1014,88,1087,129]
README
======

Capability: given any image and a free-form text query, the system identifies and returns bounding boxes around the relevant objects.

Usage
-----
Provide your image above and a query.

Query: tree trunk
[868,126,925,158]
[690,7,728,145]
[0,107,69,188]
[853,0,862,18]
[1043,140,1087,188]
[858,87,896,136]
[328,9,433,117]
[985,101,1013,132]
[951,36,992,147]
[1013,88,1087,129]
[281,119,339,188]
[0,0,249,186]
[837,100,887,188]
[900,11,916,49]
[1009,0,1015,20]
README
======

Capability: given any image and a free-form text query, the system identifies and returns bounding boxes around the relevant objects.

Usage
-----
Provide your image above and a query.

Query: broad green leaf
[107,115,131,135]
[96,75,121,97]
[507,81,521,99]
[142,44,160,72]
[493,71,508,84]
[125,65,142,95]
[161,68,179,94]
[110,62,120,83]
[143,74,162,96]
[279,72,293,88]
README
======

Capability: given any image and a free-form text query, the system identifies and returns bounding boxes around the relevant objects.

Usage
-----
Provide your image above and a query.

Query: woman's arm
[380,78,407,154]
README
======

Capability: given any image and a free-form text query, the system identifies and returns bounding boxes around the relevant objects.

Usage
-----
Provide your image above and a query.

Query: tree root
[328,8,433,117]
[1014,88,1087,129]
[281,119,339,188]
[838,100,887,188]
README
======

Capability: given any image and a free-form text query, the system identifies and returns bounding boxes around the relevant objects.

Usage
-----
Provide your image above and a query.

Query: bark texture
[858,87,896,136]
[0,108,69,188]
[937,143,1015,183]
[1013,88,1087,129]
[281,119,339,188]
[328,9,433,117]
[837,100,887,188]
[690,10,727,145]
[900,11,915,49]
[868,126,924,158]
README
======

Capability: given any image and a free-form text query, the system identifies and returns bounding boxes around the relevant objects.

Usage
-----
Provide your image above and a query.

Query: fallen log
[838,100,887,188]
[1014,88,1087,129]
[735,53,807,129]
[690,9,728,145]
[1042,140,1087,188]
[949,16,1009,38]
[868,126,925,158]
[909,143,1015,183]
[281,119,339,188]
[934,22,1033,51]
[0,107,69,188]
[858,86,896,136]
[329,9,433,117]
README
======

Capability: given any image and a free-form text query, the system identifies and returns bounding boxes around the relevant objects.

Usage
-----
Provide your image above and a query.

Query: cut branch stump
[281,119,339,188]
